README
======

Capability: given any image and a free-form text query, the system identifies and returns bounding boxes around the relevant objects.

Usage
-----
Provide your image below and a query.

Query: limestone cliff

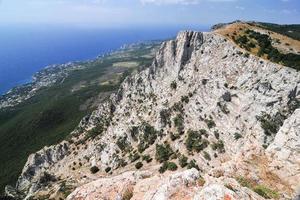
[8,30,300,200]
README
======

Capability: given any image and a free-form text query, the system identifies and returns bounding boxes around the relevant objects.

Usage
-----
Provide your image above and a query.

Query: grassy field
[0,42,160,193]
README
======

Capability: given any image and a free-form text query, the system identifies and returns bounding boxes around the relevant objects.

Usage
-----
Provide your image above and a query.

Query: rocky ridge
[7,30,300,200]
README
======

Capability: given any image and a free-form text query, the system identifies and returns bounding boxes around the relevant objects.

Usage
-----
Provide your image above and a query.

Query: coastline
[0,40,162,109]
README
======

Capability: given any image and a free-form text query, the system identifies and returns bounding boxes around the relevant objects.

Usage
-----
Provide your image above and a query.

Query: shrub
[105,167,111,173]
[130,126,139,141]
[214,131,220,139]
[217,102,230,114]
[129,152,140,163]
[142,154,153,163]
[178,155,188,168]
[167,162,178,171]
[185,130,208,152]
[173,114,184,134]
[187,159,199,170]
[135,162,143,169]
[236,35,249,44]
[39,172,56,184]
[205,119,216,129]
[118,159,128,168]
[90,166,100,174]
[257,112,284,136]
[160,109,171,127]
[158,161,178,173]
[138,123,158,152]
[86,124,104,140]
[211,140,225,153]
[170,132,180,141]
[117,135,130,152]
[155,143,174,163]
[234,132,242,140]
[181,96,189,103]
[203,151,211,161]
[159,162,168,173]
[170,81,177,90]
[222,92,232,102]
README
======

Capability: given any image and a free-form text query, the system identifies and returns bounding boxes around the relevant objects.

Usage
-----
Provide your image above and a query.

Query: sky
[0,0,299,28]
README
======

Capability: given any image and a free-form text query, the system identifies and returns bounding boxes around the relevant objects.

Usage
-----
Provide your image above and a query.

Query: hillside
[256,22,300,41]
[0,42,160,193]
[5,23,300,200]
[214,21,300,70]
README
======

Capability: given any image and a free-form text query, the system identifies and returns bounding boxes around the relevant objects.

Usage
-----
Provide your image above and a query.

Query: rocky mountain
[5,23,300,200]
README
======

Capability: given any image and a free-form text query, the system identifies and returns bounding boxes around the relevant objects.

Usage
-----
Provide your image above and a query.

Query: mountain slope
[6,29,300,200]
[214,21,300,70]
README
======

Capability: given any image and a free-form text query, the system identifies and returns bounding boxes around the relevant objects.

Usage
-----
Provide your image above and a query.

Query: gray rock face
[11,30,300,199]
[266,109,300,192]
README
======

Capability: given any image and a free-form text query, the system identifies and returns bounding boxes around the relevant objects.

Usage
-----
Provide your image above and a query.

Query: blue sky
[0,0,299,28]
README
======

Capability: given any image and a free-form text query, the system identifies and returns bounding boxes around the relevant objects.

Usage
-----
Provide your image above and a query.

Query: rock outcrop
[9,30,300,200]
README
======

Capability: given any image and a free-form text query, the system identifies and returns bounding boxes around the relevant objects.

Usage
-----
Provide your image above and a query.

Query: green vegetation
[135,162,143,169]
[159,161,178,173]
[234,29,300,70]
[257,112,284,136]
[0,42,161,191]
[170,81,177,90]
[155,143,174,163]
[205,118,216,129]
[255,22,300,41]
[181,95,189,103]
[173,113,184,134]
[203,151,211,161]
[234,132,243,140]
[178,155,188,168]
[160,109,171,127]
[236,176,279,199]
[166,162,178,171]
[185,129,209,152]
[253,185,279,199]
[142,154,153,163]
[129,152,140,163]
[105,167,111,173]
[117,135,131,152]
[187,159,199,170]
[211,140,225,153]
[90,166,99,174]
[137,123,159,153]
[85,124,105,140]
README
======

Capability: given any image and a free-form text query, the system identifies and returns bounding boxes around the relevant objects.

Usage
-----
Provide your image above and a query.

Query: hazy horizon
[0,0,299,28]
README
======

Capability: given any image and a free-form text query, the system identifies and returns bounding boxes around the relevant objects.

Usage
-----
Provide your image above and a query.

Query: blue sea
[0,25,209,94]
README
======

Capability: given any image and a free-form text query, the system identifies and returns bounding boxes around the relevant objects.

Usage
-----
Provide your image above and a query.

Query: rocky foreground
[6,28,300,200]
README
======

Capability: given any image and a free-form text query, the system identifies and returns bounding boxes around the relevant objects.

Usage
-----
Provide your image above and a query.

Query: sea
[0,25,209,94]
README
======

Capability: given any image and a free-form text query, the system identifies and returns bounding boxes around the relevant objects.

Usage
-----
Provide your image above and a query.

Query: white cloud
[141,0,237,5]
[235,5,245,10]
